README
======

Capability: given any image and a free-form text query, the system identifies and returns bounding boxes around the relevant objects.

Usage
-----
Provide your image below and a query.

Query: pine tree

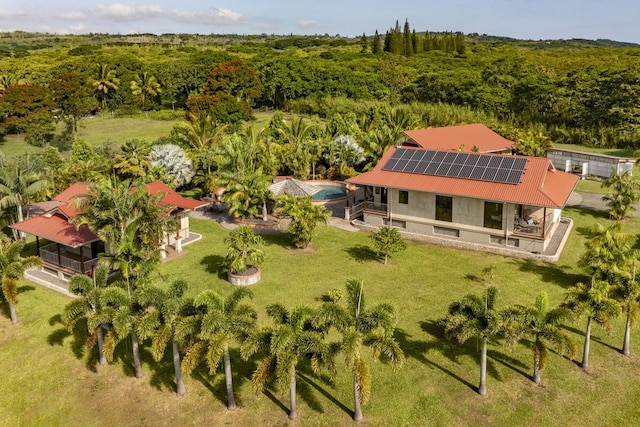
[403,19,413,56]
[372,30,382,54]
[390,21,403,54]
[360,33,368,54]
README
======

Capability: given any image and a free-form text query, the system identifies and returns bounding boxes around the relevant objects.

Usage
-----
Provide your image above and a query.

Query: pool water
[312,185,349,200]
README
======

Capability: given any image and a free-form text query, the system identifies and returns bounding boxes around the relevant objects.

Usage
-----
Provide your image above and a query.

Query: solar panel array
[382,148,526,184]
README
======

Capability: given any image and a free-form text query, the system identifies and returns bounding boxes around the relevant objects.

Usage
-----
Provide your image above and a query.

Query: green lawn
[0,114,180,159]
[3,207,640,426]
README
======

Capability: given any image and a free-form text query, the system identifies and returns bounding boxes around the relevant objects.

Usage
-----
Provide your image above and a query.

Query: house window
[374,186,381,195]
[484,202,503,230]
[399,190,409,204]
[435,195,452,222]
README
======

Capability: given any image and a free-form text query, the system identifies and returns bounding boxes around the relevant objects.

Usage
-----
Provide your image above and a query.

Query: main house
[346,125,579,257]
[11,181,208,279]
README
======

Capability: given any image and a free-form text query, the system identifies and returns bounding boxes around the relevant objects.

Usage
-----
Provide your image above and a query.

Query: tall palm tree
[313,279,404,422]
[63,262,111,366]
[242,304,333,420]
[611,270,640,356]
[440,286,501,396]
[130,71,161,110]
[578,222,635,281]
[0,163,49,238]
[562,278,621,371]
[136,280,190,395]
[0,240,42,324]
[181,288,257,409]
[92,63,119,109]
[278,115,316,179]
[502,291,576,384]
[601,170,640,221]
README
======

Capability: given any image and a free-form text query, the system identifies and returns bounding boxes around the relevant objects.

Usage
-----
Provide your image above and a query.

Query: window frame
[435,195,453,222]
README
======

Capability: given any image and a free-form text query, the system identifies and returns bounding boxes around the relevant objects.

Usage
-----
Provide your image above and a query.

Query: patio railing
[40,243,99,274]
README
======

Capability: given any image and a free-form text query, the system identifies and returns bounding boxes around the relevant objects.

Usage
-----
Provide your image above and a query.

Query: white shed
[547,148,635,179]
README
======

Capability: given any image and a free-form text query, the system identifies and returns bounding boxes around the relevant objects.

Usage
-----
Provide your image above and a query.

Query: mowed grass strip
[2,207,640,426]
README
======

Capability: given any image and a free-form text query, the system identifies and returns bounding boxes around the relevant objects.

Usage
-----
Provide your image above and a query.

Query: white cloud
[299,19,322,29]
[57,11,86,20]
[95,3,163,21]
[0,9,26,18]
[171,7,245,25]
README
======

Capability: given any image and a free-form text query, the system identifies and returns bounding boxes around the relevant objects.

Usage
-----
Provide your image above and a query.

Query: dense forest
[1,21,639,151]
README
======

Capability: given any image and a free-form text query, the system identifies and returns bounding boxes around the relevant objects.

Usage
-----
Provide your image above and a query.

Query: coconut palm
[0,239,42,324]
[130,71,161,110]
[440,286,501,396]
[501,291,576,384]
[136,279,190,395]
[242,304,334,420]
[92,63,119,109]
[181,288,257,409]
[113,139,152,179]
[313,279,404,422]
[278,115,316,179]
[562,278,621,371]
[63,262,111,366]
[0,163,49,238]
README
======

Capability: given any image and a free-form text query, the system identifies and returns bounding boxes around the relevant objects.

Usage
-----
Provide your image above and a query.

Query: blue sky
[1,0,638,43]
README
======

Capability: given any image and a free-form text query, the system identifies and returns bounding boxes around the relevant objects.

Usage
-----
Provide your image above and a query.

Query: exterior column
[160,244,167,259]
[175,237,182,253]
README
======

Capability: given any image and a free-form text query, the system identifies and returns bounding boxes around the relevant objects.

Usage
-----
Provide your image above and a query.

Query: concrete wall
[363,188,553,253]
[548,150,634,178]
[165,211,190,245]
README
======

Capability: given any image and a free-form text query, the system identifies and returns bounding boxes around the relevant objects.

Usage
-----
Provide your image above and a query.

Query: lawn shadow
[464,274,483,283]
[343,244,379,263]
[47,314,87,361]
[261,233,293,249]
[148,351,183,394]
[18,284,36,294]
[418,320,477,392]
[199,254,226,279]
[298,371,352,417]
[512,258,587,289]
[294,367,325,414]
[487,348,531,380]
[561,323,620,353]
[188,347,255,408]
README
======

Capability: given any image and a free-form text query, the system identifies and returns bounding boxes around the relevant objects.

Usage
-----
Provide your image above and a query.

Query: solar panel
[382,148,526,185]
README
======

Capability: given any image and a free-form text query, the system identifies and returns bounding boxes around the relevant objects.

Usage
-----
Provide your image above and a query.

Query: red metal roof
[145,181,210,211]
[404,124,515,153]
[11,181,208,246]
[346,146,579,208]
[10,212,98,247]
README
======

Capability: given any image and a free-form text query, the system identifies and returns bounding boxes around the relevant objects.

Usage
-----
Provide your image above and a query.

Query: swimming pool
[312,185,350,200]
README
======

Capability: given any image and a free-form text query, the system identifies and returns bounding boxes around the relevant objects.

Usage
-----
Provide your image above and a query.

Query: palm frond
[151,324,172,362]
[353,353,371,405]
[205,333,228,374]
[251,355,276,395]
[181,341,206,376]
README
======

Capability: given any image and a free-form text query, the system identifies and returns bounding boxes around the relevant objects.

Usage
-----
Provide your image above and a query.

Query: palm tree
[0,239,42,324]
[0,163,49,238]
[180,112,227,152]
[275,195,330,249]
[92,63,119,109]
[502,292,576,384]
[562,278,621,371]
[578,222,635,281]
[113,139,151,179]
[130,71,161,110]
[601,170,640,221]
[278,115,316,179]
[313,279,404,422]
[440,286,501,396]
[223,226,265,275]
[611,270,640,356]
[136,280,190,395]
[63,262,110,366]
[149,144,195,188]
[242,304,333,420]
[97,285,146,378]
[181,288,257,409]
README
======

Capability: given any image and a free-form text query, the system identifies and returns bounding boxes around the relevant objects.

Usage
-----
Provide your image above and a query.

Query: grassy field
[3,206,640,426]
